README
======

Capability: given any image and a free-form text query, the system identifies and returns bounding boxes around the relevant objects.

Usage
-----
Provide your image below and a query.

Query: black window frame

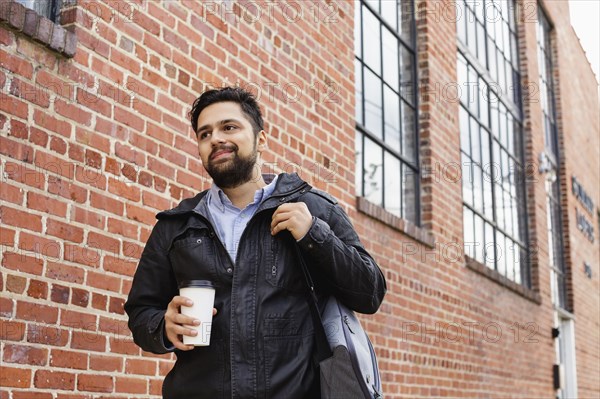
[537,5,568,310]
[354,0,420,225]
[457,0,531,287]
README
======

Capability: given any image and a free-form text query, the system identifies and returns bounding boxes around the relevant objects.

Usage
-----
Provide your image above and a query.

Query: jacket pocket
[169,229,219,284]
[162,338,227,399]
[263,334,315,399]
[265,235,305,294]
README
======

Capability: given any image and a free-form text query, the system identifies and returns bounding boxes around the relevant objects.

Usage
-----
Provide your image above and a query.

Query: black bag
[297,249,383,398]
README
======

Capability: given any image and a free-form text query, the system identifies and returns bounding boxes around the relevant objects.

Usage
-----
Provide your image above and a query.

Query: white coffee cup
[179,280,215,346]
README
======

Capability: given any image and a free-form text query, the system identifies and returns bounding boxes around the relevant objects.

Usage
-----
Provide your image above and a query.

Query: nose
[210,130,226,146]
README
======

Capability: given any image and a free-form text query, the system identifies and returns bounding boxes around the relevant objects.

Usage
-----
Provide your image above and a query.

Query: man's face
[195,102,266,188]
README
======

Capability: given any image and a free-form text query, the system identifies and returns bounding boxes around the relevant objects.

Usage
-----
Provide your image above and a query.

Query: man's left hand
[271,202,313,241]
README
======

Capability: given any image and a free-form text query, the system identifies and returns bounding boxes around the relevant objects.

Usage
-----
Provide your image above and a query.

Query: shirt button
[307,243,314,249]
[226,268,233,274]
[196,239,202,244]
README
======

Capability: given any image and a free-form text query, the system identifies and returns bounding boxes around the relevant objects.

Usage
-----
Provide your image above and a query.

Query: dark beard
[205,145,259,189]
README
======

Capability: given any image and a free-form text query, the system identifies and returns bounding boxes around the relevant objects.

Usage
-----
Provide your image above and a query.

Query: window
[15,0,61,22]
[457,0,529,286]
[537,7,568,309]
[354,0,419,224]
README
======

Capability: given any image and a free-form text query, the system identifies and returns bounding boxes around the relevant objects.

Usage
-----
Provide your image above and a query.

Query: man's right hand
[164,296,217,351]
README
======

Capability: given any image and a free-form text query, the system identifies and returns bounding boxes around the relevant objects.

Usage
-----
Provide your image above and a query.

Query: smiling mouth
[210,149,234,161]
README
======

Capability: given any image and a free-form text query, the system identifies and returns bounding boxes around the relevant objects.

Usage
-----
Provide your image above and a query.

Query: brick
[77,374,113,393]
[72,206,105,229]
[0,135,33,163]
[34,16,53,44]
[0,366,31,388]
[22,9,39,37]
[0,181,23,205]
[27,191,68,217]
[49,24,66,52]
[46,262,85,284]
[71,287,89,307]
[108,177,141,201]
[115,376,147,394]
[63,243,101,268]
[8,2,26,31]
[108,296,125,315]
[61,309,97,331]
[63,30,77,57]
[3,161,45,190]
[47,177,88,203]
[0,297,13,317]
[86,271,121,292]
[5,274,26,294]
[0,319,25,341]
[46,218,84,243]
[0,206,42,232]
[90,354,123,372]
[27,324,69,347]
[107,217,138,240]
[34,370,75,390]
[50,284,70,304]
[34,109,72,137]
[71,331,106,352]
[34,151,75,179]
[3,344,48,366]
[50,349,88,370]
[27,279,48,299]
[16,301,59,324]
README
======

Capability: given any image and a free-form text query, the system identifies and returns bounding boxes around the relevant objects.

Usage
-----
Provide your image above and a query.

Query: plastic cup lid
[178,280,215,289]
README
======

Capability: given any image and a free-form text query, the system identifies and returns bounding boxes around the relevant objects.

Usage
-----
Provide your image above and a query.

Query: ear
[256,130,268,153]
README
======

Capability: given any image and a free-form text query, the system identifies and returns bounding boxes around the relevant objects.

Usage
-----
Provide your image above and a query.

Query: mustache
[209,144,238,160]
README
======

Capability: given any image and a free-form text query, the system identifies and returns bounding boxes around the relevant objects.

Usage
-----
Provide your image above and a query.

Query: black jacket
[125,173,386,398]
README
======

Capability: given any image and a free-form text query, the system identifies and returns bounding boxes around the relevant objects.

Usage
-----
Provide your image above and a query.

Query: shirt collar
[208,174,278,212]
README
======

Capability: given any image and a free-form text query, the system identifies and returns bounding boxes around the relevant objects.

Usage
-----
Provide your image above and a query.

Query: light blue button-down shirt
[201,174,278,262]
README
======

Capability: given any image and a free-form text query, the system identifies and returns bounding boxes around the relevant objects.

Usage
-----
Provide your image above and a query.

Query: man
[125,86,386,398]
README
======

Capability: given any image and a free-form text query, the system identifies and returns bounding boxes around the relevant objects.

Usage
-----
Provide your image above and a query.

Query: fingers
[271,203,313,240]
[164,296,203,351]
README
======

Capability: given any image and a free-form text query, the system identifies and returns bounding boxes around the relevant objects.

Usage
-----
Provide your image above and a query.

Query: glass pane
[485,222,495,269]
[457,55,469,105]
[382,28,399,90]
[495,181,505,231]
[366,0,379,13]
[355,3,362,57]
[355,59,363,124]
[464,207,475,258]
[381,0,397,31]
[384,152,401,216]
[477,21,486,66]
[496,232,506,275]
[467,8,477,55]
[462,152,474,207]
[479,78,489,126]
[459,106,470,153]
[364,137,383,206]
[474,214,485,263]
[504,189,514,236]
[363,6,381,75]
[470,116,481,164]
[400,45,414,103]
[467,65,478,114]
[456,0,466,44]
[505,238,515,281]
[481,126,491,170]
[355,131,363,196]
[473,164,483,213]
[401,101,416,163]
[483,170,494,219]
[384,86,401,153]
[402,163,417,223]
[364,68,383,139]
[399,0,412,41]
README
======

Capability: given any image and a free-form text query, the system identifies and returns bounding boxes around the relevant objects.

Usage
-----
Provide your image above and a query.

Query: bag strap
[295,245,333,363]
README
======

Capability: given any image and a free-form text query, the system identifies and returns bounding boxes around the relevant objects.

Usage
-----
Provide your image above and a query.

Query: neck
[220,174,266,209]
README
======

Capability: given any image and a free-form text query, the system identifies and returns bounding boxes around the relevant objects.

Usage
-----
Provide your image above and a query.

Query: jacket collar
[157,173,311,219]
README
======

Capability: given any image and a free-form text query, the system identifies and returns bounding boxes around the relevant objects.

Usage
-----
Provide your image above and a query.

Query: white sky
[569,0,600,83]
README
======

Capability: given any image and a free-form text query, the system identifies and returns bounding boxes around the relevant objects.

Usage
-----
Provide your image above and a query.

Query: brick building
[1,0,598,397]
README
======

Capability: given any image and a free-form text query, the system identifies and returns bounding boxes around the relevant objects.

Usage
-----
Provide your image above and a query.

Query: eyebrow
[196,119,242,133]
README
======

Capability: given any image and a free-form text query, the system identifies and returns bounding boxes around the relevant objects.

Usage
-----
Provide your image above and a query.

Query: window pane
[474,214,485,263]
[381,0,397,31]
[460,106,470,154]
[464,207,475,258]
[355,59,363,124]
[384,86,401,152]
[462,152,474,207]
[401,101,416,163]
[400,45,414,103]
[355,131,363,196]
[485,222,495,269]
[363,6,381,75]
[382,28,399,90]
[364,137,383,205]
[384,152,401,216]
[402,163,417,223]
[364,68,383,139]
[355,3,362,57]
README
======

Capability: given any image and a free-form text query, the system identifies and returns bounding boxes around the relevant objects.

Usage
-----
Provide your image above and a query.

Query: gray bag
[297,249,383,398]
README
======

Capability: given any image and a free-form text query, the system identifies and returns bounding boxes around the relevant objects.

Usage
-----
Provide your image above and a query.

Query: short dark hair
[189,86,264,135]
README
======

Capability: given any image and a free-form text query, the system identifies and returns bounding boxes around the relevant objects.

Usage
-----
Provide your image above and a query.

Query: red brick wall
[1,0,598,398]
